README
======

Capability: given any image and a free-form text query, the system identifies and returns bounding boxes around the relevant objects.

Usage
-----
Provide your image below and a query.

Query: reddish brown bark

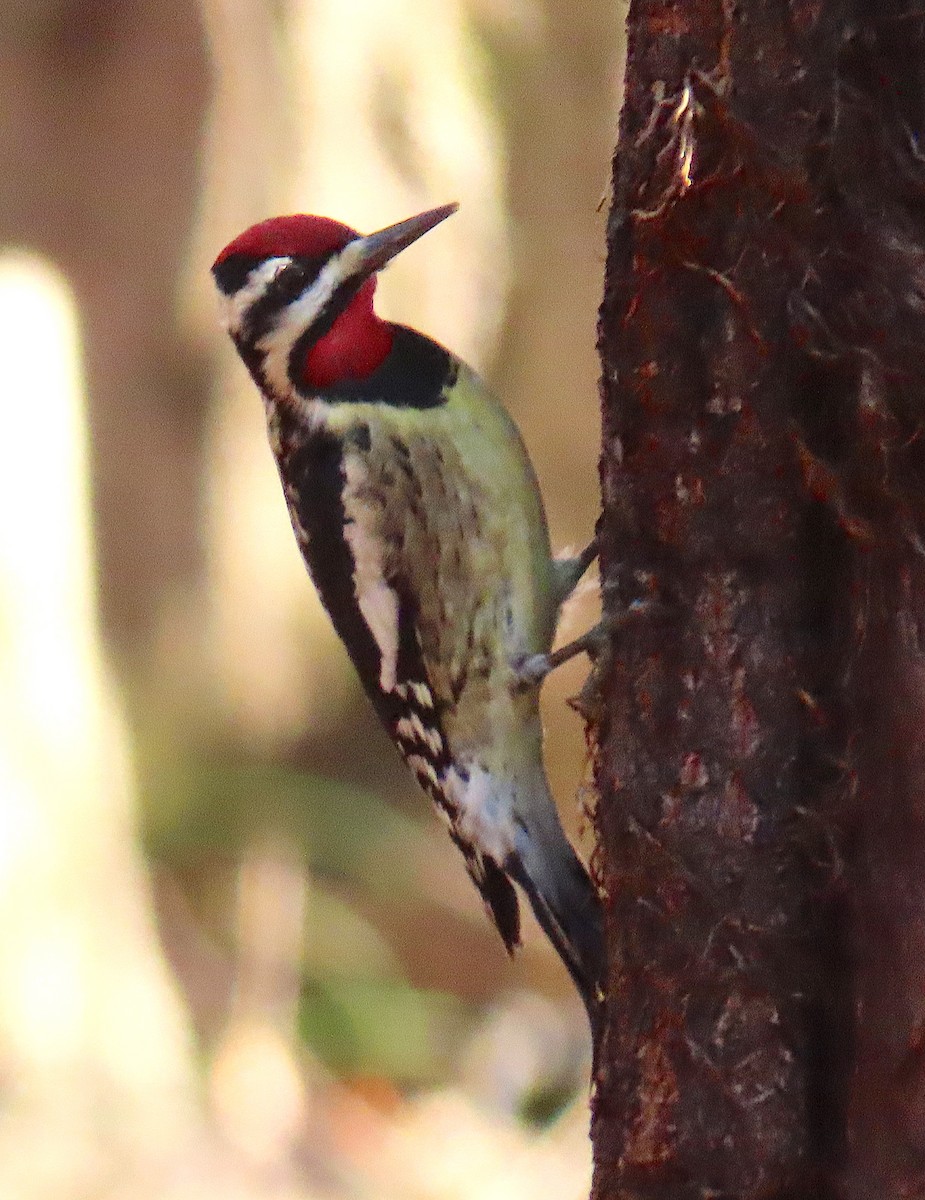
[593,3,925,1198]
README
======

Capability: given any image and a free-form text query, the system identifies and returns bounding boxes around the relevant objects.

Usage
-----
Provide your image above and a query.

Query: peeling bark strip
[594,3,925,1198]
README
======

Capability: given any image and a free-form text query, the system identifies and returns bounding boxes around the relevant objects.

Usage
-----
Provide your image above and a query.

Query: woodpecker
[211,203,605,1028]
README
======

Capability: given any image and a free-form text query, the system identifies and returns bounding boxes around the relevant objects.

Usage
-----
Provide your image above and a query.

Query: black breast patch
[297,325,456,410]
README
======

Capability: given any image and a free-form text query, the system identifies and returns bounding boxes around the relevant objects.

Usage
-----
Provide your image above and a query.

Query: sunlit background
[0,2,624,1195]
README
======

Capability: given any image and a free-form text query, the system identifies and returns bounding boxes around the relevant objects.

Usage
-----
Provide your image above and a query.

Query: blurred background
[0,1,624,1196]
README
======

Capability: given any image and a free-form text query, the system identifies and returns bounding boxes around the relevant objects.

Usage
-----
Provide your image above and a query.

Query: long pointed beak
[339,202,458,281]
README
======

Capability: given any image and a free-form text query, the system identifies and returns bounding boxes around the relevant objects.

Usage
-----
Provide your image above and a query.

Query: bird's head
[212,203,457,395]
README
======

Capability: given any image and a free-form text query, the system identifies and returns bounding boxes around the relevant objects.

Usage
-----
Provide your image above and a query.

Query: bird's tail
[506,800,606,1035]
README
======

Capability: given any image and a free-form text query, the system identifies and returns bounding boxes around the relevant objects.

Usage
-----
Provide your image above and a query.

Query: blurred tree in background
[0,1,622,1195]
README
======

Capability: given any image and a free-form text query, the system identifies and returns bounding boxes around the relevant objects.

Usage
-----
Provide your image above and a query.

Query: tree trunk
[592,3,925,1197]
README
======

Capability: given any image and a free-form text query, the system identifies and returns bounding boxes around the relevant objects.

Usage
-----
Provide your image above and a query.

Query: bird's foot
[553,536,599,606]
[513,600,661,691]
[514,622,610,689]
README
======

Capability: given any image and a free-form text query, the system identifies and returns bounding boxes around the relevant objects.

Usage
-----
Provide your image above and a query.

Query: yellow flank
[324,361,559,774]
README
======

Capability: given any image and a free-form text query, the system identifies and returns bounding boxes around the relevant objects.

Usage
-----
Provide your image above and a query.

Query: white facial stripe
[341,451,400,692]
[219,256,291,336]
[257,246,356,398]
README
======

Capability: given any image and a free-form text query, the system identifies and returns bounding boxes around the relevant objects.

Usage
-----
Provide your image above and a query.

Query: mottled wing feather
[277,418,522,949]
[280,427,438,745]
[280,428,391,707]
[397,596,519,947]
[454,836,521,953]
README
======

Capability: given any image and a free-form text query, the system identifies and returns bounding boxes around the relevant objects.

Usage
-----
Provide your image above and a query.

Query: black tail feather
[507,836,606,1035]
[454,834,522,953]
[451,817,605,1036]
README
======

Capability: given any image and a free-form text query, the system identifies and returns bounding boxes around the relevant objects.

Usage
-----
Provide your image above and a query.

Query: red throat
[301,277,394,388]
[214,214,397,389]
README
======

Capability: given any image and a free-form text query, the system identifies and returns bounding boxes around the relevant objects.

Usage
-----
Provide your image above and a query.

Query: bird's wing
[280,424,522,950]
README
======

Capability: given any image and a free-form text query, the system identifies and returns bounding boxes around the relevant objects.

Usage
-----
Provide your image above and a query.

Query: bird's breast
[269,366,557,770]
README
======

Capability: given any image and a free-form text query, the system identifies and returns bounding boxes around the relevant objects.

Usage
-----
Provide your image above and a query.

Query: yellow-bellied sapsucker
[211,204,604,1027]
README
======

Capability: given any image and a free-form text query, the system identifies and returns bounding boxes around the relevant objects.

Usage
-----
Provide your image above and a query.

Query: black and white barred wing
[279,423,522,951]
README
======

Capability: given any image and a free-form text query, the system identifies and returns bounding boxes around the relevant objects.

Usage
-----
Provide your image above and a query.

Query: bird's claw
[512,601,662,691]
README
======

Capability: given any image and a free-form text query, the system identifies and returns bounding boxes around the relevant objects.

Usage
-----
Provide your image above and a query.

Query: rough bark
[593,3,925,1198]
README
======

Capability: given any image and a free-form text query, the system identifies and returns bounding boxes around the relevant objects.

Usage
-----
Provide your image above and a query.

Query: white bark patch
[341,453,400,693]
